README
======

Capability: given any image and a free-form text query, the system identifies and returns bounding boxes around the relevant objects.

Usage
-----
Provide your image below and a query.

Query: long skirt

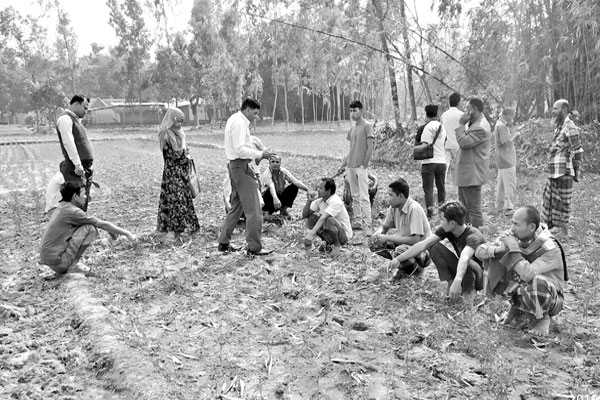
[157,144,200,234]
[541,176,573,229]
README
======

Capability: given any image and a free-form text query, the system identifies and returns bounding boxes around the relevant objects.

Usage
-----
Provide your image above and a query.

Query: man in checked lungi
[541,99,584,236]
[475,206,567,336]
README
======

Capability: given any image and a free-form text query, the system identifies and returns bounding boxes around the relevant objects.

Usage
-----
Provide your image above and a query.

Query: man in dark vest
[56,95,94,211]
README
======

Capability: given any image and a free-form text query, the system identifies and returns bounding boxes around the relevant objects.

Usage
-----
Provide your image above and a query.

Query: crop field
[0,127,599,399]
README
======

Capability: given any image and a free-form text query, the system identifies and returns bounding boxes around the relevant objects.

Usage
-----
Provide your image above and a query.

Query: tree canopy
[1,0,599,127]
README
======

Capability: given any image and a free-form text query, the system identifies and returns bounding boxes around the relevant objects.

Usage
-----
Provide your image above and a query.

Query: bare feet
[501,306,522,326]
[528,315,551,336]
[330,245,342,256]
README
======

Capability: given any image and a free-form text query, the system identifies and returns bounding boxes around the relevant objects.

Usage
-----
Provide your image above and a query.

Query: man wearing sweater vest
[55,95,94,211]
[475,206,567,336]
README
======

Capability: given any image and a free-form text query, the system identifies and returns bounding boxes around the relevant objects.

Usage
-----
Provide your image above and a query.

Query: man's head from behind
[511,206,540,241]
[318,177,336,199]
[449,92,461,108]
[69,95,90,119]
[425,104,439,119]
[241,98,261,122]
[501,107,515,124]
[439,201,467,232]
[60,181,85,209]
[269,154,282,171]
[349,100,363,121]
[387,178,409,209]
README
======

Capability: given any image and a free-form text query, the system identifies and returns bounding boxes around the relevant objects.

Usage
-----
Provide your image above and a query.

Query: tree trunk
[312,92,317,125]
[300,86,305,131]
[35,108,41,133]
[420,73,433,104]
[336,82,342,124]
[272,82,278,127]
[399,0,417,122]
[192,96,199,127]
[381,63,386,119]
[211,94,217,123]
[371,0,403,135]
[283,76,289,129]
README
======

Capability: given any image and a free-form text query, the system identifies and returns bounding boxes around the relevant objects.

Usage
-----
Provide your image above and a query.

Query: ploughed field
[1,129,599,399]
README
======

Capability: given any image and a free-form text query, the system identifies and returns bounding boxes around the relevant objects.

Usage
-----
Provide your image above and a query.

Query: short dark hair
[522,205,541,230]
[388,178,409,198]
[241,98,260,111]
[60,181,83,202]
[449,93,461,107]
[425,104,439,118]
[469,97,484,112]
[321,177,336,194]
[349,100,363,110]
[439,201,467,225]
[70,95,89,105]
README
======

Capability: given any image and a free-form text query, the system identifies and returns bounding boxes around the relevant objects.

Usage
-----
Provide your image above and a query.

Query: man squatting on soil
[302,177,353,256]
[260,154,309,217]
[39,182,137,274]
[475,206,567,336]
[369,178,431,281]
[391,201,485,299]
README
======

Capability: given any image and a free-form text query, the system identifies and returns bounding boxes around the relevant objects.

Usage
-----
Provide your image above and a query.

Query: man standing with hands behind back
[56,95,94,211]
[217,98,275,255]
[541,99,584,236]
[454,97,491,228]
[337,100,374,235]
[494,107,519,216]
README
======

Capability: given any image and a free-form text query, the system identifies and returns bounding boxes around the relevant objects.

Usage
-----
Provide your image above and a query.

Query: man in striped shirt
[541,99,584,236]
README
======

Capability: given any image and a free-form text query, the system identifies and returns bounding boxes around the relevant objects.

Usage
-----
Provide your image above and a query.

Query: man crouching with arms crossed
[476,206,567,336]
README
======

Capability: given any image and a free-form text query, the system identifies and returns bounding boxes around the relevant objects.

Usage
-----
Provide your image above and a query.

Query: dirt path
[1,139,598,399]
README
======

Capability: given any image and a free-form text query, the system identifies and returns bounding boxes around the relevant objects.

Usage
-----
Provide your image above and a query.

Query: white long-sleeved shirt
[56,110,82,166]
[224,111,263,161]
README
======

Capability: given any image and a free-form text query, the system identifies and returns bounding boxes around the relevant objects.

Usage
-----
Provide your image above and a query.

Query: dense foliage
[1,0,600,128]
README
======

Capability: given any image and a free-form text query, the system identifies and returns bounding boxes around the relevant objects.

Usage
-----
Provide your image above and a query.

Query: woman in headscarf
[156,108,200,239]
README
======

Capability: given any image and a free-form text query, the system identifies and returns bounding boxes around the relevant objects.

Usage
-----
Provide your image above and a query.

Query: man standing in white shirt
[54,95,94,211]
[419,104,447,219]
[440,93,463,183]
[217,99,275,255]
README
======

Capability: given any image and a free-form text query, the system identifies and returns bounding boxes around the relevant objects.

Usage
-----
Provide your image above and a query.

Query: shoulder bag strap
[553,238,569,282]
[431,123,443,145]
